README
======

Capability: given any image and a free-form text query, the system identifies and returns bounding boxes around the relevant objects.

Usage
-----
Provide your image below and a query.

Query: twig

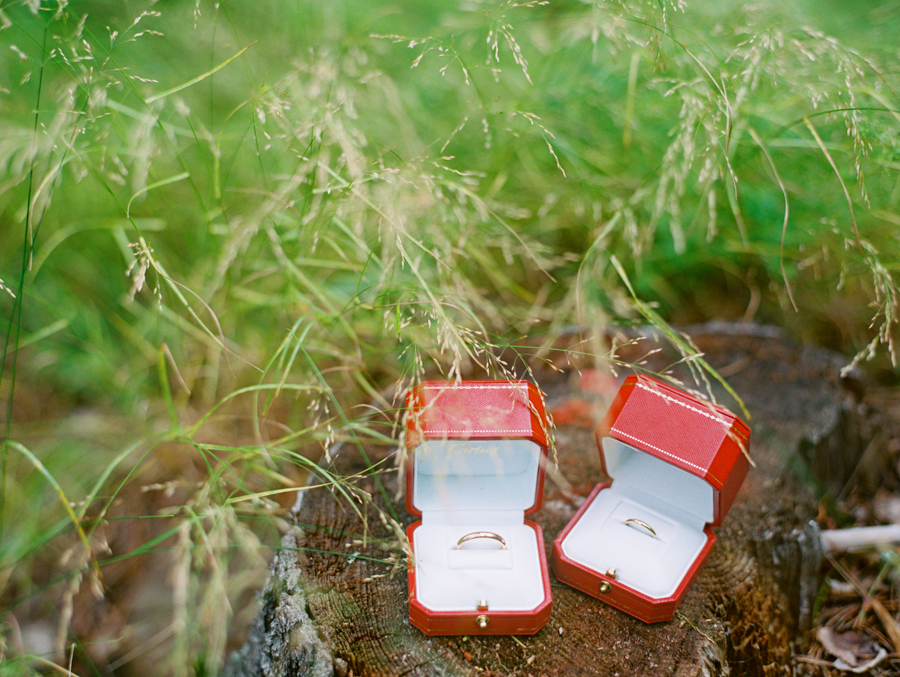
[820,525,900,553]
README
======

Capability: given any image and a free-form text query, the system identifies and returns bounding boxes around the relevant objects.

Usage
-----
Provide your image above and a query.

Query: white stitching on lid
[635,381,729,425]
[421,383,529,391]
[415,383,535,436]
[610,427,724,486]
[611,427,706,474]
[422,429,533,435]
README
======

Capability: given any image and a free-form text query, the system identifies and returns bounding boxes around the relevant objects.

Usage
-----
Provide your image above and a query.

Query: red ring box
[405,380,553,635]
[551,374,751,623]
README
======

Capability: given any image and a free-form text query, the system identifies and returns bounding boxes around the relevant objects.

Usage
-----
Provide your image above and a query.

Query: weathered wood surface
[226,323,880,677]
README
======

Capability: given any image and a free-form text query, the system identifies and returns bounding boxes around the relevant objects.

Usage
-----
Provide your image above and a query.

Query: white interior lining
[410,438,545,612]
[560,439,714,599]
[413,521,546,611]
[602,437,714,524]
[412,439,541,514]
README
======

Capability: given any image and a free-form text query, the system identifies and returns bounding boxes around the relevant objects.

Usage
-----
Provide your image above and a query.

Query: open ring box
[404,380,553,635]
[551,374,751,623]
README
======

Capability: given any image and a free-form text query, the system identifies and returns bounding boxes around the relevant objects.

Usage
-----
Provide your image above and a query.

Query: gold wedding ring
[456,531,507,550]
[623,517,658,539]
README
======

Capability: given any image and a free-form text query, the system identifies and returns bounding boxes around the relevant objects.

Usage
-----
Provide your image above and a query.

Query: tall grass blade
[5,441,102,581]
[145,44,255,104]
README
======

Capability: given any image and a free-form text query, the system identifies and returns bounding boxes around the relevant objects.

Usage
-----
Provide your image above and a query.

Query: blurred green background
[1,0,898,674]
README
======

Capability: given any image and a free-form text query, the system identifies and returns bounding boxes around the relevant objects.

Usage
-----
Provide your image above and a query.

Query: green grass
[0,0,898,673]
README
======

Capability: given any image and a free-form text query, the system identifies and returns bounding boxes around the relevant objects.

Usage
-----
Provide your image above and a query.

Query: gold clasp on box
[476,614,489,629]
[600,567,617,593]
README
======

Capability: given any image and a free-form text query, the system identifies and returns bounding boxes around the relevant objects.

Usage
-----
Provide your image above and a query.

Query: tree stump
[225,323,880,677]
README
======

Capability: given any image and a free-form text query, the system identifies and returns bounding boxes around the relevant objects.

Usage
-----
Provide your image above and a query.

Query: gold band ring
[456,531,507,550]
[623,518,658,539]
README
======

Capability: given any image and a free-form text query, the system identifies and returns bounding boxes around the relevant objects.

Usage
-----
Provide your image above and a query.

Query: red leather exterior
[406,380,549,447]
[407,520,553,635]
[405,380,550,517]
[596,374,750,526]
[550,483,715,623]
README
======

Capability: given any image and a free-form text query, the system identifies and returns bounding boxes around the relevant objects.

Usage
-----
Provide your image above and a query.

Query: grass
[0,0,898,674]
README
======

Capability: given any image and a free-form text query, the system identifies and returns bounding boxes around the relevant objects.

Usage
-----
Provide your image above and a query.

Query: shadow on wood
[225,324,880,677]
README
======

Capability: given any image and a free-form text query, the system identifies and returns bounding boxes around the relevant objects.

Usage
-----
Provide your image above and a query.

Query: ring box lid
[405,380,549,518]
[596,374,750,527]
